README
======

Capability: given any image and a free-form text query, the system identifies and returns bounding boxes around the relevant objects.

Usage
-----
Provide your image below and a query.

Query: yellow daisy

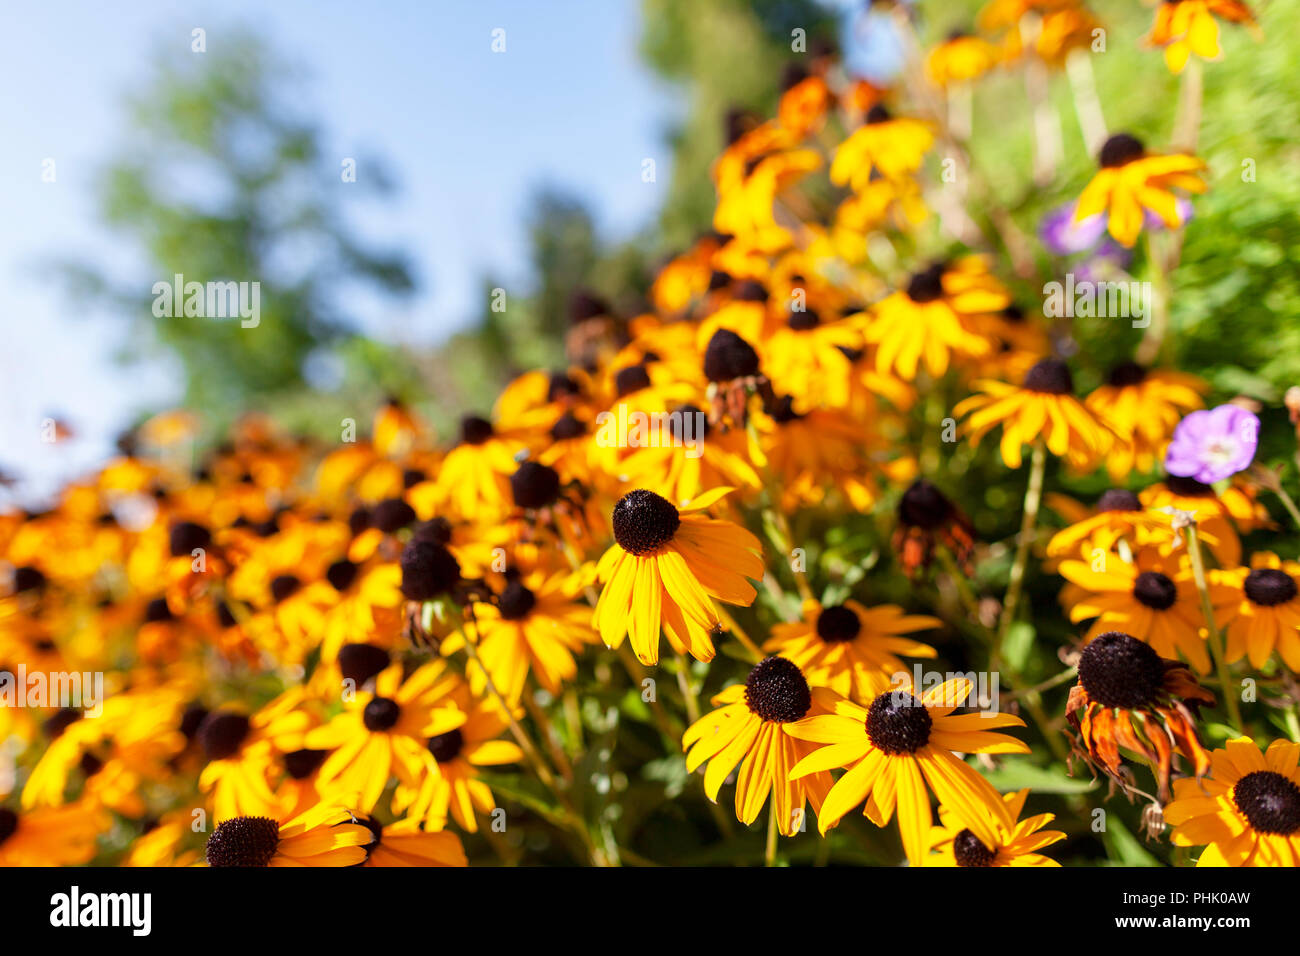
[593,487,763,665]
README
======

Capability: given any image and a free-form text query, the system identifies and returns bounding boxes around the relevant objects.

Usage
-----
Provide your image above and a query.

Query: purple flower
[1164,404,1260,484]
[1041,202,1107,256]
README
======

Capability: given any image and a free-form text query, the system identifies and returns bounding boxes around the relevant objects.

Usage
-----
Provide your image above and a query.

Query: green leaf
[976,759,1098,795]
[1002,621,1036,674]
[1101,817,1162,868]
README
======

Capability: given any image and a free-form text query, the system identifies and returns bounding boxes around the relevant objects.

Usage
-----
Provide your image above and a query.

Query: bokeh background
[4,0,1300,866]
[5,0,1300,505]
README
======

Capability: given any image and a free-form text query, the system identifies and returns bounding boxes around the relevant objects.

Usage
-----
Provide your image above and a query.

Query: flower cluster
[4,0,1297,869]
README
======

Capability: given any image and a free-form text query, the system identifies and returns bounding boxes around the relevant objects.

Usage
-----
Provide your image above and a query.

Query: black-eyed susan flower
[1146,0,1256,74]
[392,692,522,833]
[683,657,833,836]
[1044,488,1208,568]
[593,487,762,665]
[956,358,1111,469]
[1165,736,1300,866]
[305,660,467,812]
[1059,547,1233,673]
[830,105,934,189]
[354,815,467,867]
[786,679,1027,864]
[701,327,770,431]
[1085,363,1206,481]
[713,147,822,254]
[1066,631,1214,801]
[197,688,314,821]
[893,478,978,577]
[927,789,1065,867]
[861,260,1002,381]
[756,396,893,513]
[441,568,598,706]
[1140,474,1271,568]
[204,801,371,867]
[1072,133,1206,247]
[763,598,940,702]
[432,415,526,523]
[760,308,863,412]
[1218,553,1300,671]
[777,64,831,136]
[618,405,761,506]
[926,31,1000,88]
[0,801,107,866]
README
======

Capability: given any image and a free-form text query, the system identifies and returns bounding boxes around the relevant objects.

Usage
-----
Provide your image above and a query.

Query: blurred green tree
[54,33,417,425]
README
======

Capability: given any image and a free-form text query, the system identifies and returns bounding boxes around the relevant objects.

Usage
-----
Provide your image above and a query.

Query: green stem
[765,802,779,867]
[996,441,1046,670]
[1187,525,1242,731]
[1270,481,1300,532]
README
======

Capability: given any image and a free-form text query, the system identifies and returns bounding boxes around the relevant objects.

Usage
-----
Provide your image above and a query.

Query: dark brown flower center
[1096,488,1141,512]
[44,707,81,739]
[952,828,997,867]
[399,540,461,601]
[205,816,281,867]
[363,696,402,732]
[1233,771,1300,835]
[413,518,453,546]
[898,479,953,529]
[744,657,813,723]
[816,605,862,643]
[338,643,390,686]
[550,413,586,442]
[669,405,709,441]
[1078,631,1165,709]
[283,748,329,780]
[144,597,174,623]
[427,728,465,764]
[459,415,494,445]
[866,691,932,754]
[270,574,301,603]
[905,264,945,303]
[0,808,17,847]
[1165,474,1213,497]
[787,308,820,331]
[703,329,761,382]
[169,521,211,557]
[1132,571,1178,610]
[612,489,680,556]
[548,372,580,402]
[497,580,537,620]
[1107,361,1147,388]
[197,712,251,761]
[1022,359,1074,395]
[511,461,561,510]
[615,364,652,397]
[326,559,360,592]
[1099,133,1145,168]
[768,394,804,423]
[866,104,891,124]
[13,566,46,593]
[371,498,417,533]
[1243,568,1298,607]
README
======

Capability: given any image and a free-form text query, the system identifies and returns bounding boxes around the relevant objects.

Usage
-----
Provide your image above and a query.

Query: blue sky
[0,0,897,502]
